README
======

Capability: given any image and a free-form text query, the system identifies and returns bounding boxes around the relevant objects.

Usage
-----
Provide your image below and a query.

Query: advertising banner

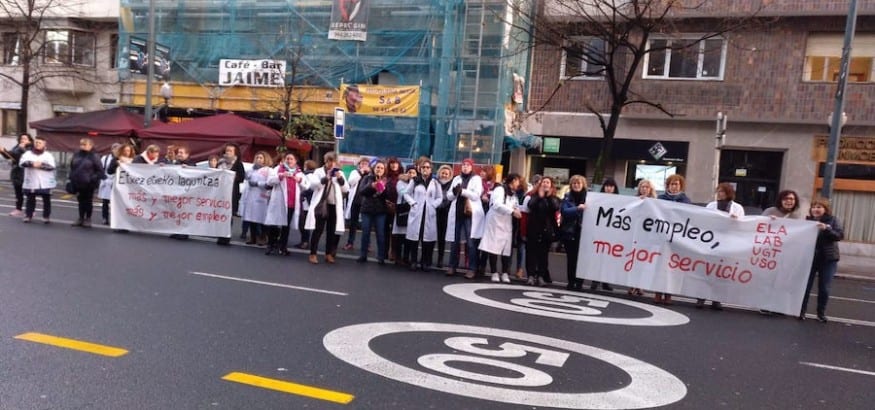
[340,84,420,116]
[219,59,286,88]
[111,164,235,237]
[578,193,819,315]
[129,37,171,80]
[328,0,370,41]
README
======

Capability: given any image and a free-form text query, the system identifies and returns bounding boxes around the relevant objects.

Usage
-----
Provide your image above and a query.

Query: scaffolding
[119,0,531,164]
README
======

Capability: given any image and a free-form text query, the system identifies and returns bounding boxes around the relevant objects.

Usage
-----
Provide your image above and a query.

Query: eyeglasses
[421,165,432,169]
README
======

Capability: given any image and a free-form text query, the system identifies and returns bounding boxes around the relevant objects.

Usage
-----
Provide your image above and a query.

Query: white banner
[111,164,235,237]
[578,193,819,315]
[219,59,285,87]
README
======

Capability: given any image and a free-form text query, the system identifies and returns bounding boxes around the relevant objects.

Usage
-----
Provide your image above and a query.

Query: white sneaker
[501,273,511,283]
[490,273,500,283]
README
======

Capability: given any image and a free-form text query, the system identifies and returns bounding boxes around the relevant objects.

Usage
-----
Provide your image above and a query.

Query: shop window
[804,34,875,83]
[644,37,726,80]
[560,37,607,79]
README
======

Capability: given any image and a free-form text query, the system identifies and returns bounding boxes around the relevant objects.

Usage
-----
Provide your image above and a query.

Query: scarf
[716,199,731,213]
[32,148,45,155]
[569,189,586,205]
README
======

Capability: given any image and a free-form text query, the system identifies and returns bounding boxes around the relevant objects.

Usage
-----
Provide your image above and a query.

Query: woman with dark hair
[478,173,522,283]
[305,151,348,264]
[525,176,561,287]
[587,178,619,291]
[1,133,33,217]
[265,153,308,256]
[385,157,402,261]
[357,160,390,264]
[392,165,417,267]
[763,190,804,220]
[216,143,245,245]
[800,197,844,322]
[698,182,745,310]
[405,159,442,271]
[446,159,484,278]
[242,151,274,245]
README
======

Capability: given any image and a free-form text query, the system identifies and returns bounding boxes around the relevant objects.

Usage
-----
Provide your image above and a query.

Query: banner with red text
[578,193,819,315]
[111,164,234,237]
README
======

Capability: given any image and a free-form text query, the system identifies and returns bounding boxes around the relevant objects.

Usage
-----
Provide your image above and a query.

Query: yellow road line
[222,372,354,404]
[14,332,128,357]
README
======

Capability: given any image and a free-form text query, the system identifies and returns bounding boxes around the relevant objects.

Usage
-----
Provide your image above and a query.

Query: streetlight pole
[821,0,858,199]
[144,0,156,128]
[713,112,727,190]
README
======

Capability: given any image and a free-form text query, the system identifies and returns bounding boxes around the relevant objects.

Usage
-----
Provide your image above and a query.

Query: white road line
[189,271,348,296]
[799,362,875,377]
[812,294,875,304]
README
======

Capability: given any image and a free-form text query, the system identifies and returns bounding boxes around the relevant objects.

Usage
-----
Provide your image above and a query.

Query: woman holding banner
[698,183,746,310]
[588,178,619,292]
[216,143,245,246]
[763,190,804,220]
[654,174,692,304]
[560,175,588,291]
[800,197,844,323]
[627,179,658,297]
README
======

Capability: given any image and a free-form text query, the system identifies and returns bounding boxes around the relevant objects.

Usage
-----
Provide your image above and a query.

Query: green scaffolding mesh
[119,0,531,165]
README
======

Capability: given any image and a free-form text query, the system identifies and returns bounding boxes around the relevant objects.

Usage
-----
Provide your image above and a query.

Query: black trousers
[25,192,51,218]
[101,199,110,222]
[13,181,24,210]
[298,210,310,243]
[435,207,449,265]
[346,203,361,245]
[76,188,95,219]
[310,206,339,256]
[563,236,582,285]
[526,235,552,282]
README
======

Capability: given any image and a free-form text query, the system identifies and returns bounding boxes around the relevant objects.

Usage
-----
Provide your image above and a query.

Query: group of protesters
[3,134,843,323]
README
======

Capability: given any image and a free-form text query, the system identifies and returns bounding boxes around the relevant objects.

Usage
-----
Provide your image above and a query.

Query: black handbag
[395,202,411,227]
[65,180,76,194]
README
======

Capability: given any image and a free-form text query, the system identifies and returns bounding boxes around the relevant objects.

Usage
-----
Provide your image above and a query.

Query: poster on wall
[328,0,370,41]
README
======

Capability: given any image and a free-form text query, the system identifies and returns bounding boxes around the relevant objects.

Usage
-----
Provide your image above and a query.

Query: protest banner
[111,164,235,237]
[578,193,819,315]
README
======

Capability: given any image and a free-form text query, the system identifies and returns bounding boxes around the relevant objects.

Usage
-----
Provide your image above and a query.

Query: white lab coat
[97,154,115,200]
[444,174,484,242]
[706,200,746,218]
[405,177,443,242]
[241,166,271,224]
[392,178,415,235]
[304,166,349,234]
[264,164,310,228]
[344,169,364,219]
[478,185,518,256]
[20,150,57,191]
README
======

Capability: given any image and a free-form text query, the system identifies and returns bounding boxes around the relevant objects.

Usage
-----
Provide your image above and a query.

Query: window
[2,110,19,135]
[804,34,875,83]
[560,37,607,79]
[644,37,726,80]
[43,30,95,67]
[2,33,21,65]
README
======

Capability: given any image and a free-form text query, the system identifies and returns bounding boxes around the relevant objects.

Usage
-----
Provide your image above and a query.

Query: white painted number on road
[444,283,689,326]
[324,322,688,409]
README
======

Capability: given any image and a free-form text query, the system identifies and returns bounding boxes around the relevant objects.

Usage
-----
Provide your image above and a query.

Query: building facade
[523,0,875,244]
[0,0,120,135]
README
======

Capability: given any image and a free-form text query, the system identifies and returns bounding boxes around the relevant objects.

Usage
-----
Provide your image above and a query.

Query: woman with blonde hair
[241,151,274,245]
[560,174,589,290]
[653,174,691,304]
[636,179,658,199]
[435,164,454,269]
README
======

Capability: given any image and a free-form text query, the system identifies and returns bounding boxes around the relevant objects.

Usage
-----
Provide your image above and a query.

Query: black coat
[808,214,844,262]
[358,174,389,215]
[7,144,29,185]
[69,150,104,191]
[526,194,561,243]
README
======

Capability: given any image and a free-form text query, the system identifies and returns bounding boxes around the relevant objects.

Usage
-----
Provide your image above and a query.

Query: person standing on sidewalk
[434,164,454,269]
[588,178,618,291]
[698,183,745,310]
[305,152,348,264]
[342,156,370,251]
[800,197,844,323]
[68,138,105,228]
[525,176,560,287]
[478,173,522,283]
[97,143,121,225]
[654,174,692,304]
[446,159,484,278]
[1,133,33,217]
[19,136,56,224]
[560,175,588,291]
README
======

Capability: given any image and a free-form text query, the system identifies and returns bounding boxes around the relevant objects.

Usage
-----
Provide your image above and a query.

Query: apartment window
[43,30,95,67]
[644,37,726,80]
[2,33,21,65]
[560,37,607,79]
[804,34,875,83]
[2,110,19,135]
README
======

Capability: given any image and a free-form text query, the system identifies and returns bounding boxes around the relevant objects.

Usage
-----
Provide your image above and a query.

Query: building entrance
[719,149,784,212]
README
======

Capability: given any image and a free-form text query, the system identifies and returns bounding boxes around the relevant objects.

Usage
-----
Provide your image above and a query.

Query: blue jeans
[449,217,477,270]
[801,258,838,316]
[360,212,387,261]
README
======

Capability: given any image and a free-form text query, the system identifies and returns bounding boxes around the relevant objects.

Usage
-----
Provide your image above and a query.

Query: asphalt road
[1,188,874,409]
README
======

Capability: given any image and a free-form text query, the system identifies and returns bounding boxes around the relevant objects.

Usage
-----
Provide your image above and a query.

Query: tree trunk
[593,103,622,184]
[17,59,31,134]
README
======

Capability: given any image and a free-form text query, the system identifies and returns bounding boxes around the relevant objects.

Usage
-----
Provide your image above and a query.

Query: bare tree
[0,0,110,133]
[505,0,767,182]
